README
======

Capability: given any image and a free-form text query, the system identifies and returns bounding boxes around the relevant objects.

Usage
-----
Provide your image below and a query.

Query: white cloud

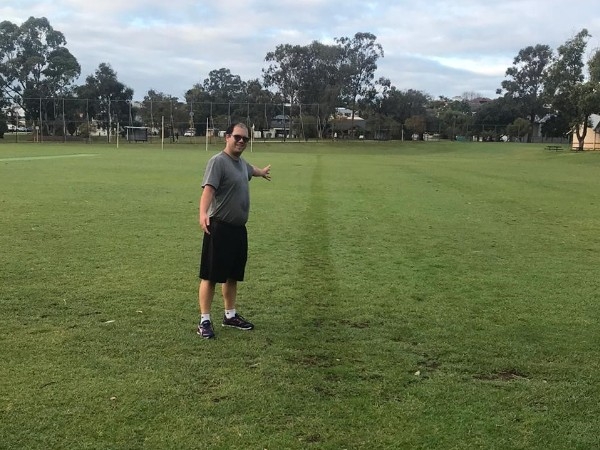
[429,56,509,77]
[3,0,600,100]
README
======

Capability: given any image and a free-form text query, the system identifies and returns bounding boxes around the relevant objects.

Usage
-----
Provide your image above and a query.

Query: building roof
[333,107,365,121]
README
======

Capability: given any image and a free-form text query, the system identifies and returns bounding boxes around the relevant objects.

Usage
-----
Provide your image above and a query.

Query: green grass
[1,140,600,449]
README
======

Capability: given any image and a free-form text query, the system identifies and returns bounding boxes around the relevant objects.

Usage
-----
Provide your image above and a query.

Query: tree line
[1,17,599,147]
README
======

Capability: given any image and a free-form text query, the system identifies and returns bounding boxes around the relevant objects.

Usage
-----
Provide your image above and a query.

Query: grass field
[1,140,599,449]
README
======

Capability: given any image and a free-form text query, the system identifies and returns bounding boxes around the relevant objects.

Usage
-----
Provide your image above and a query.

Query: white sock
[200,314,211,323]
[225,309,237,319]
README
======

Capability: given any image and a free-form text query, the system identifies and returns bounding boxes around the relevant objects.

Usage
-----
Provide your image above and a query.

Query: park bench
[545,145,564,151]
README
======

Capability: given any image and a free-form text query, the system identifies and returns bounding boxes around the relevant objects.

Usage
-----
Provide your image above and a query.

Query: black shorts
[199,219,248,283]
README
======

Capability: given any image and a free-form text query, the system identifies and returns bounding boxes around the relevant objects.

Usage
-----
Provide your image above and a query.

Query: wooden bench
[545,145,564,151]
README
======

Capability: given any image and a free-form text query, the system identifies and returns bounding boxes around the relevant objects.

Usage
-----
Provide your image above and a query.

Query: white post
[205,117,209,151]
[108,97,111,143]
[161,116,164,150]
[251,124,254,152]
[62,98,66,143]
[39,98,43,143]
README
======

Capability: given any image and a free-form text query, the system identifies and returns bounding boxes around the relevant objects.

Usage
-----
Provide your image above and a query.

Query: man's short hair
[225,122,248,135]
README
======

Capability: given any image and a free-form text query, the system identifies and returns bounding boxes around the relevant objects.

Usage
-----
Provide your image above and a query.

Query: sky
[3,0,600,102]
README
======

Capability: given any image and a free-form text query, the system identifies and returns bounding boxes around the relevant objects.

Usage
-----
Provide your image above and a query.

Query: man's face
[226,126,249,157]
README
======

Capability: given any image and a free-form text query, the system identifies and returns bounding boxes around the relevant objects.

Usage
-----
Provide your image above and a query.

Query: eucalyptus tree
[245,78,276,132]
[379,88,430,125]
[335,32,384,134]
[262,43,306,139]
[0,17,80,130]
[75,63,134,137]
[472,96,521,139]
[438,99,473,140]
[263,41,343,138]
[497,44,553,142]
[358,76,397,138]
[507,117,532,141]
[370,86,430,138]
[298,41,345,138]
[140,90,170,130]
[545,29,600,151]
[0,20,18,109]
[184,83,211,129]
[588,49,600,83]
[138,90,188,136]
[202,68,248,123]
[263,43,306,106]
[202,68,246,102]
[540,113,570,138]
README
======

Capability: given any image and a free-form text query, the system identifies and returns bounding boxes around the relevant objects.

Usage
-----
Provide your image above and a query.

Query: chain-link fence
[3,98,342,143]
[1,97,571,144]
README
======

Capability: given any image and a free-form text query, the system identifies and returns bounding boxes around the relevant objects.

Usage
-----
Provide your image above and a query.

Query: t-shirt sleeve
[202,156,222,189]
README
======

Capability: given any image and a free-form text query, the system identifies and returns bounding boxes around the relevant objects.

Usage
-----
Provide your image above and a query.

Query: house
[259,114,294,138]
[329,107,366,133]
[2,105,26,128]
[269,114,293,138]
[466,97,492,112]
[572,114,600,150]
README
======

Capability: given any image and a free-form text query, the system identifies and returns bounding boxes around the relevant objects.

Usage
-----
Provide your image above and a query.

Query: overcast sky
[4,0,600,101]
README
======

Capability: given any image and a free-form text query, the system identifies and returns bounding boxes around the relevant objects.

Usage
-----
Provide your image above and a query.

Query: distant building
[330,107,366,132]
[467,97,492,111]
[266,114,294,138]
[572,114,600,150]
[2,105,26,127]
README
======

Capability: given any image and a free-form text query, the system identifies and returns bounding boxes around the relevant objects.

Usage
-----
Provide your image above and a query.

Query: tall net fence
[3,97,362,143]
[2,97,570,144]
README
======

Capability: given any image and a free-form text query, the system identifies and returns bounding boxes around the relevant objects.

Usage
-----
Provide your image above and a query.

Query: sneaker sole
[222,324,254,331]
[196,330,215,339]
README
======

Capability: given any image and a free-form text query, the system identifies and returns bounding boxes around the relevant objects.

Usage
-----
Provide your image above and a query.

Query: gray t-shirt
[202,151,254,225]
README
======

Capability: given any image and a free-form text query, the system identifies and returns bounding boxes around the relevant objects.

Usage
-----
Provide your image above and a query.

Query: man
[197,122,271,339]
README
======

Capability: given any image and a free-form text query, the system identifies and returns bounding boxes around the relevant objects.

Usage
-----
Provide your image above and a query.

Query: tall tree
[540,112,570,138]
[437,99,473,140]
[184,83,212,130]
[201,68,247,125]
[245,78,276,132]
[139,90,188,137]
[545,29,600,150]
[262,44,305,140]
[263,41,344,138]
[357,76,394,138]
[335,32,384,135]
[203,68,246,103]
[472,96,521,139]
[507,117,532,141]
[588,49,600,83]
[0,20,19,102]
[497,44,553,142]
[75,63,134,138]
[263,44,307,105]
[358,83,432,140]
[379,88,430,125]
[298,41,345,138]
[0,17,80,129]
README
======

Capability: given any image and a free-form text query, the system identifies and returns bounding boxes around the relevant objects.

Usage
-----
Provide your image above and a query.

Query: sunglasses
[231,134,250,143]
